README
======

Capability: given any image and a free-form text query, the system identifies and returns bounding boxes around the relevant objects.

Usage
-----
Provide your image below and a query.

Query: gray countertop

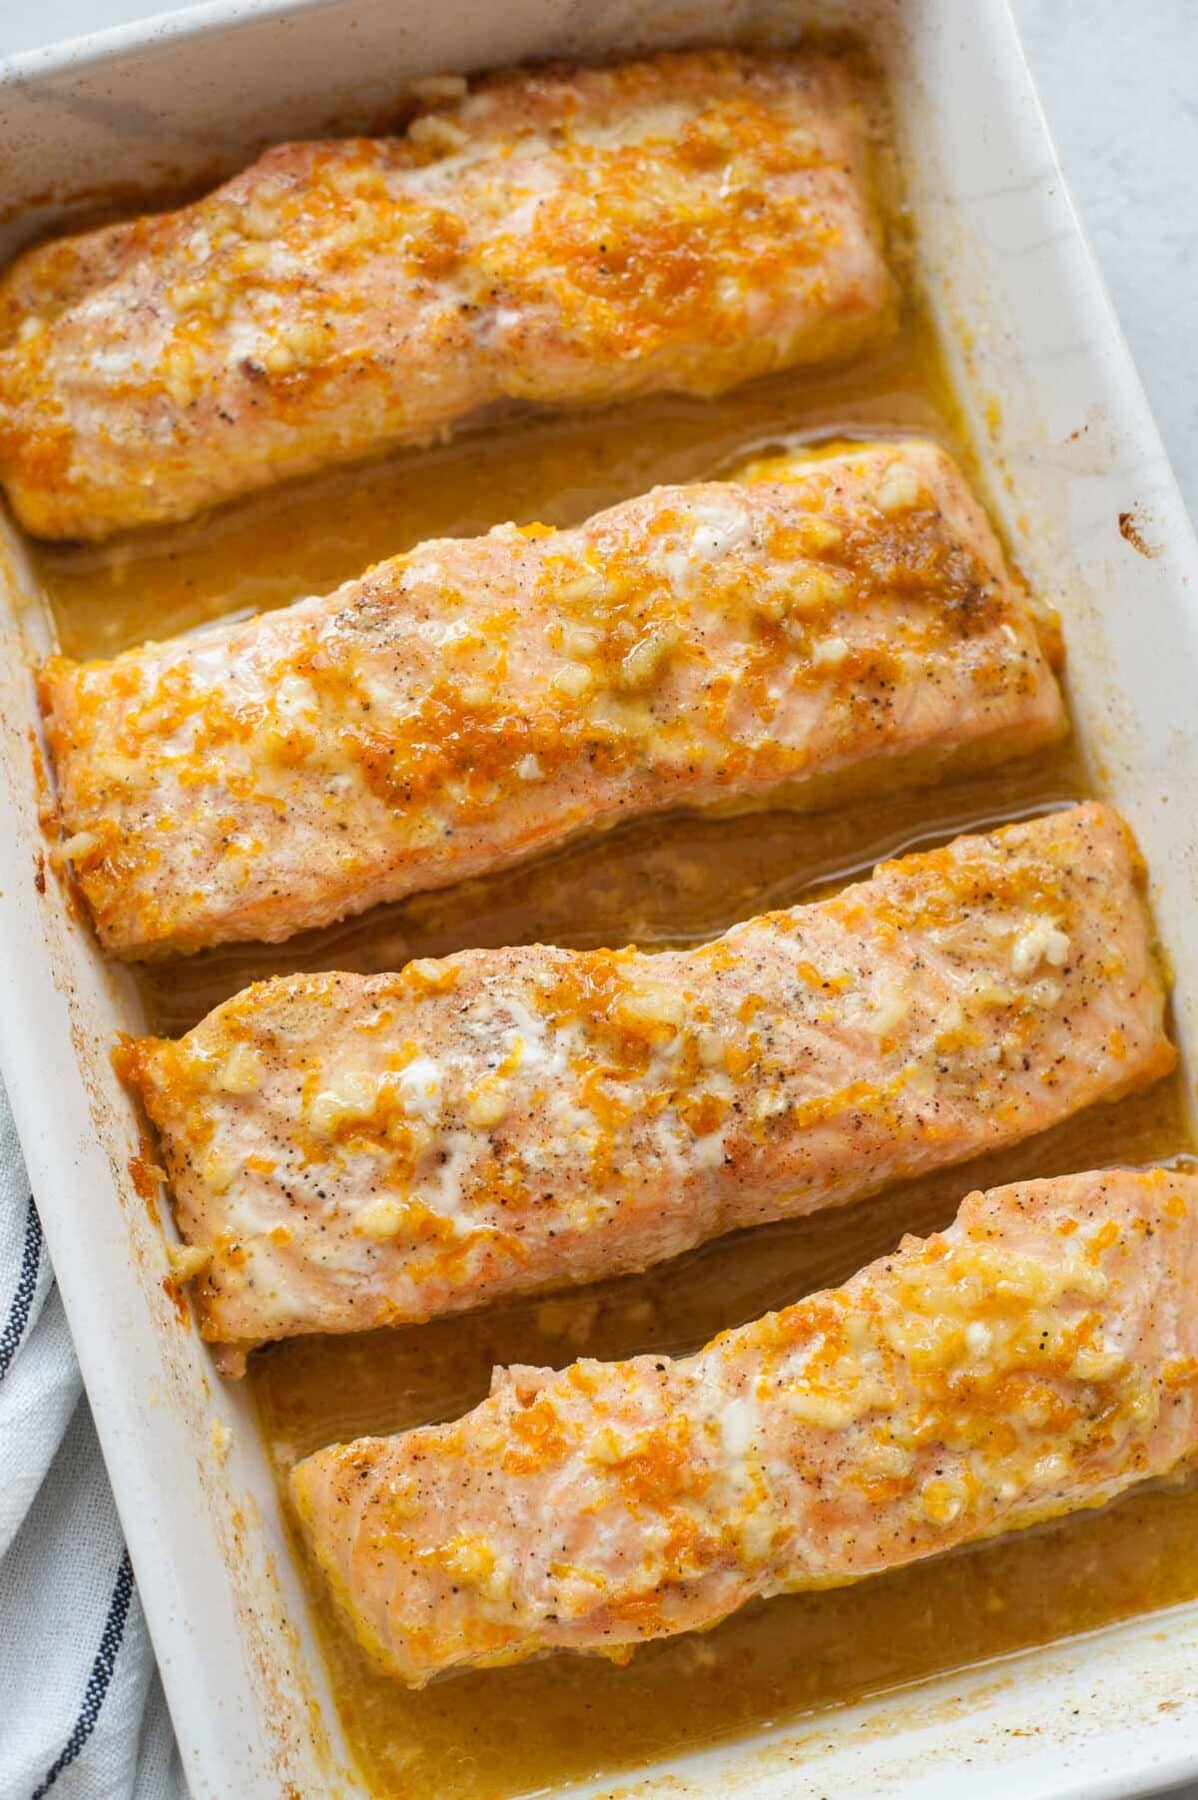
[2,0,1195,516]
[1012,0,1197,519]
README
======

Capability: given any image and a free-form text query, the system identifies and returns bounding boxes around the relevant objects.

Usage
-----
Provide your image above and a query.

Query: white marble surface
[1,0,1195,518]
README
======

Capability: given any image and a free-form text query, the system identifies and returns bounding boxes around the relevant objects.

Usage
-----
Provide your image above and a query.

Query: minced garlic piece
[355,1198,410,1242]
[199,1148,236,1196]
[439,1533,506,1595]
[59,830,98,863]
[1011,918,1071,979]
[408,114,469,155]
[612,980,687,1039]
[921,1473,967,1524]
[810,635,849,667]
[786,1386,874,1430]
[308,1067,380,1137]
[216,1043,263,1094]
[587,1426,627,1466]
[166,1241,210,1282]
[551,662,594,700]
[466,1084,510,1128]
[617,627,680,692]
[875,461,923,515]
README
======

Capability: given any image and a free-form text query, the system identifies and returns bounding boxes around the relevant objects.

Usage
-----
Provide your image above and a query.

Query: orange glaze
[24,107,1198,1800]
[291,1169,1198,1683]
[40,439,1064,958]
[255,1070,1195,1800]
[120,805,1174,1368]
[0,50,894,539]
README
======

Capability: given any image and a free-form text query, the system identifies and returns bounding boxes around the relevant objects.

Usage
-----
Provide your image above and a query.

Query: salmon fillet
[289,1168,1198,1684]
[0,51,895,540]
[120,804,1174,1370]
[41,440,1065,959]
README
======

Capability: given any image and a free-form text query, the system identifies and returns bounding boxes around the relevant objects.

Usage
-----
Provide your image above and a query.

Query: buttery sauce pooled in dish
[26,80,1198,1800]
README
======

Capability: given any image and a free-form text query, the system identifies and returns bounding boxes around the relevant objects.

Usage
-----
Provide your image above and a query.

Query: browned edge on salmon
[118,803,1174,1372]
[41,440,1064,959]
[289,1166,1198,1684]
[0,50,895,539]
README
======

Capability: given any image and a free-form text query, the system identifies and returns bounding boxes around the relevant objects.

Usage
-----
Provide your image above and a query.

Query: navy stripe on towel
[0,1193,41,1381]
[32,1550,135,1799]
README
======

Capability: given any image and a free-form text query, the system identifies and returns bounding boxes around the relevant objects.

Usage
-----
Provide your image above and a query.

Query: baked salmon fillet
[119,804,1175,1371]
[41,440,1066,959]
[0,50,895,540]
[289,1167,1198,1684]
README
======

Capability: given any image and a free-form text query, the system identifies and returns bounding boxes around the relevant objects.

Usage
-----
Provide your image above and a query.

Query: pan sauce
[33,196,1198,1800]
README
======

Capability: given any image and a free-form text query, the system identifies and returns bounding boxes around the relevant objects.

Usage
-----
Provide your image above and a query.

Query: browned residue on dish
[27,726,55,835]
[1119,508,1160,558]
[128,1142,163,1222]
[161,1275,192,1326]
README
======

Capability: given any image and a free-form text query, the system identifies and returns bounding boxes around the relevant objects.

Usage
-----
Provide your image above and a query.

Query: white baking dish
[2,1,1197,1795]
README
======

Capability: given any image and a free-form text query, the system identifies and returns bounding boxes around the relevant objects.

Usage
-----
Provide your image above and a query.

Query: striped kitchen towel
[0,1078,186,1800]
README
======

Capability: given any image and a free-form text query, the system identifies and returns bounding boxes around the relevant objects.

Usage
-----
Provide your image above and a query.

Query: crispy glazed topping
[42,440,1064,958]
[120,804,1174,1362]
[289,1168,1198,1682]
[0,51,894,538]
